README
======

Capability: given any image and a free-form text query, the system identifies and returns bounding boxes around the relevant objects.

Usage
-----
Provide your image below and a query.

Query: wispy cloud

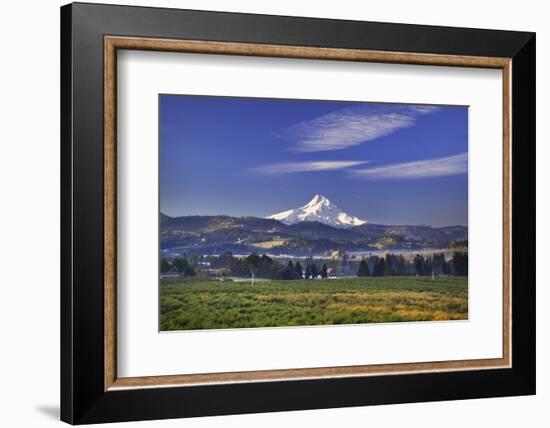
[252,160,369,174]
[348,153,467,180]
[279,104,440,152]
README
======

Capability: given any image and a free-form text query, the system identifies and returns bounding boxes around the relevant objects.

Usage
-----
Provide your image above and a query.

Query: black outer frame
[60,2,535,424]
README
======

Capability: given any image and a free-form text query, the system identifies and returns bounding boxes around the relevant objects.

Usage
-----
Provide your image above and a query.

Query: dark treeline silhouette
[162,251,468,280]
[357,252,467,277]
[161,256,196,277]
[230,254,308,280]
[163,252,331,281]
[451,252,468,276]
[231,255,333,280]
[357,259,370,277]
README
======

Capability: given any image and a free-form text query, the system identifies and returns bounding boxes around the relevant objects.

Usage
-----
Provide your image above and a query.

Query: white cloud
[252,160,369,174]
[279,104,441,152]
[348,153,467,180]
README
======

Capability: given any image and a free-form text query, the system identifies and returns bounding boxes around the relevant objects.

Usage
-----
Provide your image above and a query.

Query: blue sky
[160,95,468,227]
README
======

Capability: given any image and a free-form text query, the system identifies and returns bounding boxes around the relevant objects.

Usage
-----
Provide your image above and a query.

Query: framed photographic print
[157,96,469,332]
[61,2,535,424]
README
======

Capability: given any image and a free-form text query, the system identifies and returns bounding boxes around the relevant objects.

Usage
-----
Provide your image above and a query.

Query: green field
[160,276,468,331]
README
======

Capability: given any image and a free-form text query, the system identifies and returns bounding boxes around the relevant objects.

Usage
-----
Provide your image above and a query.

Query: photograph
[159,95,469,331]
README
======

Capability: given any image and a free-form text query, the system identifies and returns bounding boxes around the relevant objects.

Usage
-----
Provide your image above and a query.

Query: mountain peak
[267,194,367,229]
[306,194,329,206]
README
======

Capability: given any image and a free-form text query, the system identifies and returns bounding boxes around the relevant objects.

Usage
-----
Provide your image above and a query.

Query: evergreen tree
[160,258,171,273]
[171,257,196,277]
[295,261,303,279]
[213,251,234,269]
[414,254,425,276]
[367,256,378,275]
[321,263,328,278]
[442,260,451,275]
[357,259,370,277]
[247,253,261,267]
[311,264,319,278]
[396,255,406,275]
[432,253,444,275]
[384,253,393,275]
[423,256,433,276]
[282,260,295,280]
[172,257,190,274]
[260,254,272,265]
[305,264,312,279]
[372,258,386,277]
[452,252,468,276]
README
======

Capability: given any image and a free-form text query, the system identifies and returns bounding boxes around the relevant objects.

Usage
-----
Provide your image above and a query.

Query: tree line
[357,252,467,277]
[161,251,468,280]
[229,254,330,280]
[162,253,330,281]
[161,257,196,277]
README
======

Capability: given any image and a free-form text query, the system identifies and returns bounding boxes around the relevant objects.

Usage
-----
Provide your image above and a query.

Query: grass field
[160,276,468,331]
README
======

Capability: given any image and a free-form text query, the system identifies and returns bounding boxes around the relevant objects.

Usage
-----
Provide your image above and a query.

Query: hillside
[160,213,467,256]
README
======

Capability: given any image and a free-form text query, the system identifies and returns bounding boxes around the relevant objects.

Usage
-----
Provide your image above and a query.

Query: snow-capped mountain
[266,194,367,229]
